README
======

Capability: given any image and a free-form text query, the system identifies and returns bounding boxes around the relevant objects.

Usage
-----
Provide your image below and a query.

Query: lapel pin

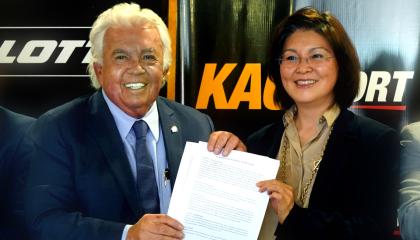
[170,125,178,133]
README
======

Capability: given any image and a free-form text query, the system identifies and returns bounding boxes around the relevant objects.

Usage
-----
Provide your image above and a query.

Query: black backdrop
[1,0,419,140]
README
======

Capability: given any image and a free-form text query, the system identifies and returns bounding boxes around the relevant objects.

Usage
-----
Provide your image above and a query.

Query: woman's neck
[293,102,334,145]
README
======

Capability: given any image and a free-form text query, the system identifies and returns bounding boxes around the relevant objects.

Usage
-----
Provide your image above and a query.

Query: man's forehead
[107,22,157,33]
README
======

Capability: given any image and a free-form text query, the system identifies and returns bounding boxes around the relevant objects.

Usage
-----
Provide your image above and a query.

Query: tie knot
[133,120,148,139]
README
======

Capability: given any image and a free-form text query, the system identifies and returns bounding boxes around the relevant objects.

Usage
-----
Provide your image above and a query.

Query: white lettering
[365,71,391,102]
[354,71,368,102]
[17,40,58,63]
[0,40,91,64]
[355,71,413,103]
[0,40,17,63]
[393,71,414,102]
[82,41,92,64]
[55,40,86,63]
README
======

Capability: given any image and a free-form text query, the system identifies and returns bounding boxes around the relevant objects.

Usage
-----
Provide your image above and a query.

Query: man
[399,122,420,240]
[0,106,34,240]
[26,3,244,240]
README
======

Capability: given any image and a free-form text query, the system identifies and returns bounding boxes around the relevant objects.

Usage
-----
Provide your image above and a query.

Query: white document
[168,141,280,240]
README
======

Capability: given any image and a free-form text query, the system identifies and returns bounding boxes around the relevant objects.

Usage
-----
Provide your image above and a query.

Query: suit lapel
[156,97,183,187]
[87,91,140,216]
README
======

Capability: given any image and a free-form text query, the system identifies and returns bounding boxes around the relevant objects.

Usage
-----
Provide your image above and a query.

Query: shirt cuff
[121,224,132,240]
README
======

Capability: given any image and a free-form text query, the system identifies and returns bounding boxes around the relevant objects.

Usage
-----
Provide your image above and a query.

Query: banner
[0,0,168,116]
[181,0,420,138]
[178,0,291,139]
[0,0,419,138]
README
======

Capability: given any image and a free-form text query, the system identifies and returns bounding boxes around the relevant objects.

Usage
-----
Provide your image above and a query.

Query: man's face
[94,23,165,118]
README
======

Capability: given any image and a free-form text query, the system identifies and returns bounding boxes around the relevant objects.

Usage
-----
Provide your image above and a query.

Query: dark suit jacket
[0,107,34,240]
[26,91,214,240]
[247,109,399,240]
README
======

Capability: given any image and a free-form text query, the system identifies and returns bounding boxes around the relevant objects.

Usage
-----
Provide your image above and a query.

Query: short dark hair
[267,7,360,109]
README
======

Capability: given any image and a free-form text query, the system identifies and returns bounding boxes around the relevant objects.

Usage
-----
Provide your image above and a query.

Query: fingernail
[222,150,228,156]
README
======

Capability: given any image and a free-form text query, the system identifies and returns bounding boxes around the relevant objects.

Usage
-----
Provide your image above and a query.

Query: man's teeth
[296,80,316,86]
[125,83,145,90]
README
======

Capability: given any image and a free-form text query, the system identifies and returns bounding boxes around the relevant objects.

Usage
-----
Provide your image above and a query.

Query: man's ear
[93,63,103,84]
[161,69,169,87]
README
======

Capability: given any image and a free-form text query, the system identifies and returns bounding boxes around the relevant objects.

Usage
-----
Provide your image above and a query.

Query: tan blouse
[277,104,340,207]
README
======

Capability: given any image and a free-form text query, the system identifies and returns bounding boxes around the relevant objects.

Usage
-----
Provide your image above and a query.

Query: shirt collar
[102,89,160,141]
[323,103,340,127]
[283,103,340,128]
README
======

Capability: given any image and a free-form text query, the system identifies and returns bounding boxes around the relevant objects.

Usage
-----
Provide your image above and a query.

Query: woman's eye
[285,55,298,61]
[311,53,325,60]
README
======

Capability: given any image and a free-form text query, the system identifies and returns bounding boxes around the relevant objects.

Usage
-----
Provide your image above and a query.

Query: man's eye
[143,55,157,62]
[115,54,128,60]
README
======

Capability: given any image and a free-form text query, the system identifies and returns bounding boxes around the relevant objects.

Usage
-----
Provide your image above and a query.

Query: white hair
[87,2,172,89]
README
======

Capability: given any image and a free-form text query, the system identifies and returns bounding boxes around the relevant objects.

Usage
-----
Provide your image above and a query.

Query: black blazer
[0,107,34,240]
[26,91,214,240]
[247,109,399,240]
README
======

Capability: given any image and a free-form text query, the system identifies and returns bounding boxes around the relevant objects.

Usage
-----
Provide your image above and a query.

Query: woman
[248,7,399,240]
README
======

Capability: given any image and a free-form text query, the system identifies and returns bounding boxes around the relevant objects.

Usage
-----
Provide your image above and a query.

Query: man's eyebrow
[111,49,128,55]
[141,48,156,54]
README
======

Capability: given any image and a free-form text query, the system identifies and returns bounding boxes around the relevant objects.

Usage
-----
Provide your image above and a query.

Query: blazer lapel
[156,97,183,187]
[87,91,140,216]
[309,110,358,204]
[267,123,285,159]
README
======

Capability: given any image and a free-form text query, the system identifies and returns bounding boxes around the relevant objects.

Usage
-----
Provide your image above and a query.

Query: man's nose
[130,60,146,74]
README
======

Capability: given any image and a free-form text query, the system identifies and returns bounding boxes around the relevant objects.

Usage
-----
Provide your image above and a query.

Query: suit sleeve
[25,114,125,240]
[0,118,34,240]
[205,113,215,132]
[398,124,420,240]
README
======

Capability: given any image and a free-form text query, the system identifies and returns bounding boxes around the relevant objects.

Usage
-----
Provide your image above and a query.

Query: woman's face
[279,29,338,108]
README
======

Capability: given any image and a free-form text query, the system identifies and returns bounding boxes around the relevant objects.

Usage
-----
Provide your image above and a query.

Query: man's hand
[207,131,247,156]
[126,214,184,240]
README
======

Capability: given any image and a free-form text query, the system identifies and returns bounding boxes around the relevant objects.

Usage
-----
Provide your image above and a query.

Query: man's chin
[123,102,152,118]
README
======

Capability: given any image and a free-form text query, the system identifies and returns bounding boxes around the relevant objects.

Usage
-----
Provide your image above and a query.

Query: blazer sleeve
[398,123,420,240]
[25,113,125,240]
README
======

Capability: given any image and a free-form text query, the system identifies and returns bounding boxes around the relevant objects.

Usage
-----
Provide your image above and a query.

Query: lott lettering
[0,40,91,64]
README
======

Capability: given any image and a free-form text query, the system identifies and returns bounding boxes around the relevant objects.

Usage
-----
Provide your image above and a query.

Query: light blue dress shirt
[102,90,172,239]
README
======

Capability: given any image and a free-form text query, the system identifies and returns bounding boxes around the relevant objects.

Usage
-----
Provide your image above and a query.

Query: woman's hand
[257,180,294,224]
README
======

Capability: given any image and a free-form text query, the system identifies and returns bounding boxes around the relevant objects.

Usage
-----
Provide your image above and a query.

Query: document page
[168,142,279,240]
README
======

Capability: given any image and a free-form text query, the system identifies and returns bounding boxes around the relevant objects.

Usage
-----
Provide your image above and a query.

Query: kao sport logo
[195,63,414,111]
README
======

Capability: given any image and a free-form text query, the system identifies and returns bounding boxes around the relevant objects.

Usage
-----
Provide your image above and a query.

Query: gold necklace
[279,124,334,206]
